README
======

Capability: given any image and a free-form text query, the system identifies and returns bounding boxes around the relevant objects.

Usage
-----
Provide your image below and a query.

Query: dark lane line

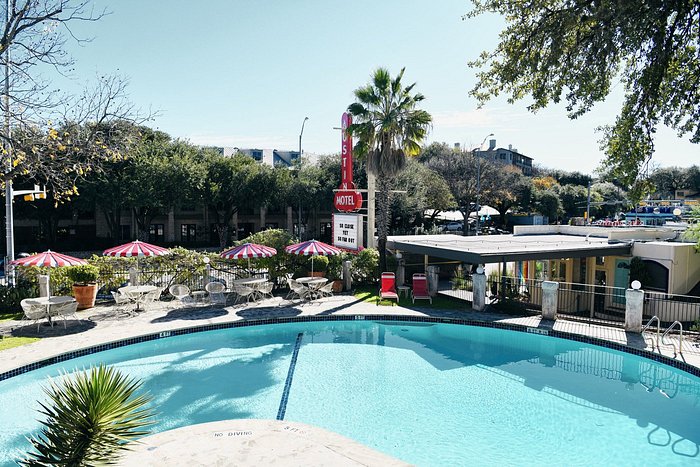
[276,332,304,420]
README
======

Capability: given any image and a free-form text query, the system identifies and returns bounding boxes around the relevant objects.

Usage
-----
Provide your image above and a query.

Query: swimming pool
[1,319,699,466]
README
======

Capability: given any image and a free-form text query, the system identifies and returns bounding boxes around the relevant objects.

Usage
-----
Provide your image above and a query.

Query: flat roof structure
[387,233,632,264]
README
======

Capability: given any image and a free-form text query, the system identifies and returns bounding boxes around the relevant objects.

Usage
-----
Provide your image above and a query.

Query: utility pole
[474,133,493,236]
[297,117,308,239]
[4,0,14,283]
[586,179,591,225]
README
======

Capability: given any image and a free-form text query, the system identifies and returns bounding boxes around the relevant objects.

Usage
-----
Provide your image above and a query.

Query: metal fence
[644,291,700,326]
[485,276,543,310]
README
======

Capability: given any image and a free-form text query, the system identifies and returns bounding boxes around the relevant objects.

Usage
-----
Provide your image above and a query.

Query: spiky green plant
[20,365,154,466]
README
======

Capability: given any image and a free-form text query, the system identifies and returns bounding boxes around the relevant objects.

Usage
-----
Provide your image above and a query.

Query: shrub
[351,248,379,285]
[327,252,351,281]
[0,284,34,315]
[235,229,297,285]
[66,264,100,285]
[15,266,72,297]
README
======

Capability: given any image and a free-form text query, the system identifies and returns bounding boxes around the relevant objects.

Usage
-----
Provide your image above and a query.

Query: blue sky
[61,0,697,173]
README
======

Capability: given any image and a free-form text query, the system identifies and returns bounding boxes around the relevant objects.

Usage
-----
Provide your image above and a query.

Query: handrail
[661,321,683,358]
[642,316,660,351]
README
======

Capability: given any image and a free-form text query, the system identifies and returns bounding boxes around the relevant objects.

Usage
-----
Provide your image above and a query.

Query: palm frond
[21,365,154,466]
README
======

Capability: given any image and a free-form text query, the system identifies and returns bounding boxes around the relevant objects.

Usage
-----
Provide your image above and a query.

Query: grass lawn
[354,286,470,311]
[0,336,40,351]
[0,311,22,322]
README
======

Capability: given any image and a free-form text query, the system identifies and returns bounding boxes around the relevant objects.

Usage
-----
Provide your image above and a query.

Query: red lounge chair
[378,272,399,305]
[412,273,432,304]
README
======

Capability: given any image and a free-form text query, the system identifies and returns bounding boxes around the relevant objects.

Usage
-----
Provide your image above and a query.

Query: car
[442,221,463,232]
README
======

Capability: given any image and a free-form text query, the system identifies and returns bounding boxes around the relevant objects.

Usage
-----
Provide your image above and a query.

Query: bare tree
[1,1,151,197]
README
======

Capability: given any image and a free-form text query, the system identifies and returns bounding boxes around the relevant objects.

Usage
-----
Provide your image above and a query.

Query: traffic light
[23,194,35,201]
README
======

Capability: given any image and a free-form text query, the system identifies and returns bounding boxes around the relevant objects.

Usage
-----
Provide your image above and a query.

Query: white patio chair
[318,282,334,298]
[52,300,79,328]
[205,281,227,306]
[140,287,163,311]
[20,299,49,332]
[233,283,257,305]
[286,278,309,302]
[111,291,133,315]
[258,282,274,301]
[169,284,194,306]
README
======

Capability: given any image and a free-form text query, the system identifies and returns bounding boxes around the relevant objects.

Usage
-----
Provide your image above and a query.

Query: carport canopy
[387,233,632,265]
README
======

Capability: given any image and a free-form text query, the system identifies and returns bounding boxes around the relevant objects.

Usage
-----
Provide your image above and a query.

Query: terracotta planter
[72,283,98,310]
[309,271,326,278]
[331,280,343,293]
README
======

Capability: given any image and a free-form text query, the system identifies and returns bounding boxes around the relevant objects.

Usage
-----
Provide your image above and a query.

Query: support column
[625,288,645,333]
[541,281,559,320]
[38,275,50,297]
[587,257,596,318]
[167,207,175,242]
[286,206,293,234]
[342,260,352,291]
[259,206,267,231]
[472,266,486,311]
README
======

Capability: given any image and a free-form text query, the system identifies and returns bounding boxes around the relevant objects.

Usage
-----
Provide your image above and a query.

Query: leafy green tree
[533,189,562,221]
[555,184,590,220]
[347,67,431,272]
[21,365,153,466]
[204,153,274,248]
[487,166,531,227]
[649,166,694,199]
[467,1,699,188]
[426,149,501,234]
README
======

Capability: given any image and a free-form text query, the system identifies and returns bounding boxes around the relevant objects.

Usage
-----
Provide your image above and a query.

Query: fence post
[129,267,139,286]
[342,260,352,291]
[38,274,50,297]
[625,286,644,333]
[426,265,439,296]
[541,281,559,320]
[472,266,486,311]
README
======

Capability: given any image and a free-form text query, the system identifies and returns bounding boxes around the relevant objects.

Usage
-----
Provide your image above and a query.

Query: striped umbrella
[220,243,277,270]
[103,241,170,284]
[285,239,341,274]
[11,250,88,298]
[103,240,170,258]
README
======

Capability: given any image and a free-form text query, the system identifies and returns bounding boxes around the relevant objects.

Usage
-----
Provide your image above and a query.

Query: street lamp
[297,117,309,239]
[474,133,494,236]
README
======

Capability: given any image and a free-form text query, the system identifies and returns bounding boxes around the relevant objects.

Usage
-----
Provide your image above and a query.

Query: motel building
[388,225,700,326]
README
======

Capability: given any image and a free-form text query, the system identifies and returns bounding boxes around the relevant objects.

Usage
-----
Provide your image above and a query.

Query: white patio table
[31,296,76,326]
[296,277,328,300]
[118,285,158,312]
[234,278,268,301]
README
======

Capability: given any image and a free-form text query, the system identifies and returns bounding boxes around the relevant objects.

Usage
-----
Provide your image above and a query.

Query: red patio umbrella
[285,239,341,274]
[103,240,170,257]
[103,240,170,283]
[11,250,87,297]
[220,243,277,270]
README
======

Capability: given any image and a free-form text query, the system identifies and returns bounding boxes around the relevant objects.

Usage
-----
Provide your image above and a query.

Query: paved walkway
[1,292,699,374]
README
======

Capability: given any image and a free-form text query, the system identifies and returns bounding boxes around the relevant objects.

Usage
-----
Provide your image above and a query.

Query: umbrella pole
[311,256,314,275]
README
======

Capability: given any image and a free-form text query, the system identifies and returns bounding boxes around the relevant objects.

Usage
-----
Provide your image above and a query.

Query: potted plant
[67,264,100,309]
[308,255,329,278]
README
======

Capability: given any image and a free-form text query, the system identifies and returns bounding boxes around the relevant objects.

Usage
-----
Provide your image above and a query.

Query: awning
[387,233,632,264]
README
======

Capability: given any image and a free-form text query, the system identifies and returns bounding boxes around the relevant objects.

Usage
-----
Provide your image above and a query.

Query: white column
[472,267,486,311]
[38,275,50,297]
[541,281,559,320]
[625,288,644,333]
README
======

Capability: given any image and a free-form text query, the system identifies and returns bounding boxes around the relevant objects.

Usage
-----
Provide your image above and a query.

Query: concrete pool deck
[1,292,699,375]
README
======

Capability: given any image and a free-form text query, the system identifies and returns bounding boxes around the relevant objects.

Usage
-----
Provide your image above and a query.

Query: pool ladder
[642,316,683,358]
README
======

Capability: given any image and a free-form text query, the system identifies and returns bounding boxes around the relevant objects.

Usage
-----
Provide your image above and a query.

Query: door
[613,259,630,305]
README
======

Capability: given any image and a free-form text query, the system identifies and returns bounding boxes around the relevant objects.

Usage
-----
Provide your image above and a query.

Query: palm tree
[21,365,154,466]
[347,67,432,272]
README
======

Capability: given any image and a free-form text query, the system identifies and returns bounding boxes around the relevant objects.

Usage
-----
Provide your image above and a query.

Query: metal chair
[258,282,274,300]
[285,278,308,301]
[20,299,49,332]
[111,291,132,316]
[52,300,79,328]
[205,281,227,305]
[318,282,334,298]
[233,283,257,304]
[169,284,194,306]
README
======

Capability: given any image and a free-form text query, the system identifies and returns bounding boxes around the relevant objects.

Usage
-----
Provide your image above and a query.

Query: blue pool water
[1,320,699,466]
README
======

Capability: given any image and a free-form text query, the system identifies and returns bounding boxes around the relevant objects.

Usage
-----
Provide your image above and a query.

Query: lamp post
[297,117,308,239]
[474,133,494,236]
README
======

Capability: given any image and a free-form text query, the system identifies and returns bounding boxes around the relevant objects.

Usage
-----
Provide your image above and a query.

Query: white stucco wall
[632,242,700,295]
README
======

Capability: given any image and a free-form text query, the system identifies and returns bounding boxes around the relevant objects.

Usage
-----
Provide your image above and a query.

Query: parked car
[442,221,463,232]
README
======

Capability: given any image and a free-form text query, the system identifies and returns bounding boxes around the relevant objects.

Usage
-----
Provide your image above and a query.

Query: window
[181,224,196,243]
[320,222,332,242]
[149,224,164,243]
[251,150,263,161]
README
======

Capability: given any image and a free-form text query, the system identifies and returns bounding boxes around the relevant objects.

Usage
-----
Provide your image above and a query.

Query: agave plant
[21,365,154,466]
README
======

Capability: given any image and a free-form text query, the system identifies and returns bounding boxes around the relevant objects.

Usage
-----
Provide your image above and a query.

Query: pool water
[1,320,699,466]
